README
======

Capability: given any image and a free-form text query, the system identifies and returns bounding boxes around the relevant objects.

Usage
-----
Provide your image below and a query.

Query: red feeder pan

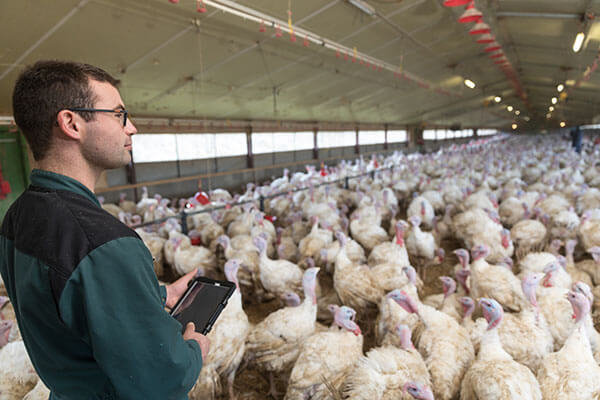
[443,0,470,6]
[490,52,504,59]
[484,43,502,52]
[459,3,483,23]
[469,22,491,35]
[476,34,495,44]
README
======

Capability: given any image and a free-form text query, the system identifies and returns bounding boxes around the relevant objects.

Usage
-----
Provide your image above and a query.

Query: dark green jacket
[0,170,202,399]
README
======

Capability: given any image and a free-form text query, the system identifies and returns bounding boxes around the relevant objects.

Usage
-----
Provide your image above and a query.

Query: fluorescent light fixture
[573,32,585,52]
[464,79,476,89]
[511,123,517,130]
[549,106,555,111]
[507,105,513,112]
[347,0,376,16]
[551,97,558,104]
[566,79,576,86]
[560,121,566,127]
[524,116,530,121]
[515,110,520,115]
[557,84,564,92]
[494,96,501,103]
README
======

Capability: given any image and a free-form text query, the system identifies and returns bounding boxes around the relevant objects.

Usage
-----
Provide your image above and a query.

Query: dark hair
[12,60,120,160]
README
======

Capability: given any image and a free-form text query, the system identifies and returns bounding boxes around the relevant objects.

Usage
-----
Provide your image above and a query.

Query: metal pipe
[0,0,91,82]
[496,12,580,19]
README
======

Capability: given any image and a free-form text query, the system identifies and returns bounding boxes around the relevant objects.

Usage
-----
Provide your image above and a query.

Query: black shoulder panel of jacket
[1,185,139,305]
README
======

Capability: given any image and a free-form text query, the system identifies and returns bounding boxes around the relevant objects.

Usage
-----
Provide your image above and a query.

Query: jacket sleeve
[59,236,202,399]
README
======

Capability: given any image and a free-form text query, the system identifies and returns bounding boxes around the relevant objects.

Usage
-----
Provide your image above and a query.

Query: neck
[36,154,101,193]
[472,257,487,268]
[259,247,268,258]
[303,285,316,305]
[395,229,404,245]
[479,327,511,361]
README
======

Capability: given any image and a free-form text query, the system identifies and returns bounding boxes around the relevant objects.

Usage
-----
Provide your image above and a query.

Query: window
[462,129,473,137]
[478,129,497,136]
[446,130,455,139]
[215,133,247,157]
[359,130,385,145]
[423,130,436,140]
[388,130,407,143]
[273,132,297,152]
[436,130,446,140]
[132,134,178,163]
[252,133,275,154]
[318,131,355,148]
[252,132,314,153]
[176,134,215,160]
[294,132,315,150]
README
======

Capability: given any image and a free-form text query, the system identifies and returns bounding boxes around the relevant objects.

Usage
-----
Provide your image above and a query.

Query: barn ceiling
[1,0,600,130]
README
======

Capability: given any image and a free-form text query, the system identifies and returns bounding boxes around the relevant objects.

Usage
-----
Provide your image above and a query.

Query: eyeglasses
[67,108,129,127]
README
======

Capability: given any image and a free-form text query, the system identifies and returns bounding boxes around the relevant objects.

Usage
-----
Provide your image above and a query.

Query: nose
[125,117,137,135]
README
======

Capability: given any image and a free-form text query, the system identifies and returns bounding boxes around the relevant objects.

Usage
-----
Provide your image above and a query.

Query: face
[80,80,137,170]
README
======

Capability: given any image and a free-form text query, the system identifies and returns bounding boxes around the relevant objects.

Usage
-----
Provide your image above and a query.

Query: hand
[165,268,200,309]
[183,322,210,361]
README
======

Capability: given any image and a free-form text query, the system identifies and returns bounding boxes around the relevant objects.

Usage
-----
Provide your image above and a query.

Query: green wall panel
[0,127,29,222]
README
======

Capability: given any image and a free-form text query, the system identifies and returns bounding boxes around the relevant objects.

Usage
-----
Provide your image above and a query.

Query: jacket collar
[30,169,101,207]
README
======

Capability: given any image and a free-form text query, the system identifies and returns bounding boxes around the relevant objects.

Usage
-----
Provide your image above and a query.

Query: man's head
[12,60,136,168]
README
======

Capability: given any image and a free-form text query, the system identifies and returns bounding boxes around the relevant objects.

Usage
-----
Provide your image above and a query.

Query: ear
[56,109,84,140]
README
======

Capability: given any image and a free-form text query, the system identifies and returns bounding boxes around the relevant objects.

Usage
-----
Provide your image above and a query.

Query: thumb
[185,322,196,334]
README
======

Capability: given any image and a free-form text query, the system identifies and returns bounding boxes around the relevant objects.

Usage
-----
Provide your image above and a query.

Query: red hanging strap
[0,165,10,199]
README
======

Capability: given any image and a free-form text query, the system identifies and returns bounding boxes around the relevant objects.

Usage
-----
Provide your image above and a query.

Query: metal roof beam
[496,11,580,19]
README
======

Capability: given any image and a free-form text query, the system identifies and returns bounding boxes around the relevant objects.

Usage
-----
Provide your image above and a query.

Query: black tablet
[169,276,236,335]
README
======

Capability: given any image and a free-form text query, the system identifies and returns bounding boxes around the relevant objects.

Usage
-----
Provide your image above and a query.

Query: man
[1,60,209,399]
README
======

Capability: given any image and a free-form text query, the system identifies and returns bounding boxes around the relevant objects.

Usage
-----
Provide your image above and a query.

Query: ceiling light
[557,83,564,92]
[515,110,520,115]
[464,79,476,89]
[507,105,513,112]
[551,97,558,104]
[546,113,552,119]
[469,22,491,35]
[458,3,483,23]
[573,32,585,53]
[524,116,530,121]
[494,96,501,103]
[560,121,566,127]
[566,79,576,86]
[347,0,376,16]
[549,106,555,111]
[512,123,517,130]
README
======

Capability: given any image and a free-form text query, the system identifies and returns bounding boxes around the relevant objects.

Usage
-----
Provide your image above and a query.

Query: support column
[384,124,388,151]
[473,128,478,137]
[355,127,360,154]
[313,128,318,160]
[125,160,138,202]
[407,126,423,152]
[246,126,254,168]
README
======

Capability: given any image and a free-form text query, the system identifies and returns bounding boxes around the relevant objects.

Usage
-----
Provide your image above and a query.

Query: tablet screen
[170,279,233,334]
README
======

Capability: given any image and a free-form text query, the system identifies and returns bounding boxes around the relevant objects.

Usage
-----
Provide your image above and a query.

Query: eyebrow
[113,104,125,110]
